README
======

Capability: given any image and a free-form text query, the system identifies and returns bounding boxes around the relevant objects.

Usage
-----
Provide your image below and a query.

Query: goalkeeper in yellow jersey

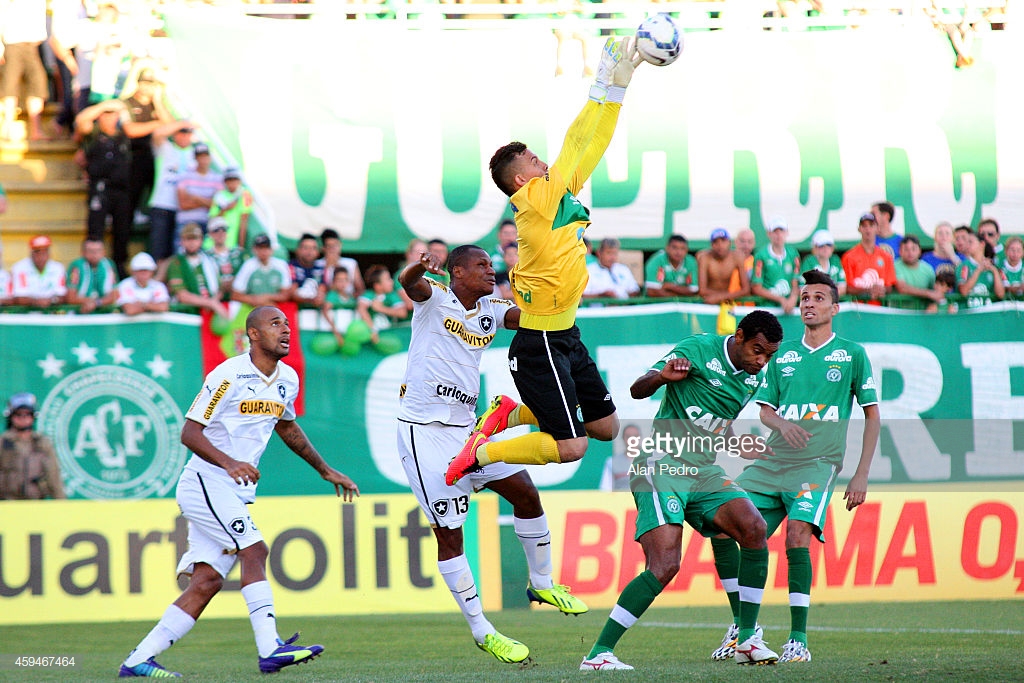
[446,37,642,487]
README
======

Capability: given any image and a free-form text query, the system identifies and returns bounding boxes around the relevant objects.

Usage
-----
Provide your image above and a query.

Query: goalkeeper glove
[589,37,622,102]
[607,37,641,103]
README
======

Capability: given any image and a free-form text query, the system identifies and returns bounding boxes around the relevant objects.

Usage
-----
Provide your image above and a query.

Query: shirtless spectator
[698,228,749,305]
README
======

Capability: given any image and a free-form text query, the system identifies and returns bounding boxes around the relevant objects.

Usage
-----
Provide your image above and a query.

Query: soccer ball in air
[635,14,682,66]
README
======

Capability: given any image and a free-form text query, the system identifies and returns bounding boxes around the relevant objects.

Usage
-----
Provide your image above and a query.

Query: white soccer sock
[242,581,280,657]
[437,555,494,643]
[123,604,196,667]
[514,514,553,590]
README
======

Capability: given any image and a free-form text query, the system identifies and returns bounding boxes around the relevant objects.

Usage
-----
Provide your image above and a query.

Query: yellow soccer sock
[508,403,538,428]
[477,431,561,466]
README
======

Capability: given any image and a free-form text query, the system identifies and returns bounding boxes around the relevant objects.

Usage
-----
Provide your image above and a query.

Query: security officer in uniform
[0,393,66,500]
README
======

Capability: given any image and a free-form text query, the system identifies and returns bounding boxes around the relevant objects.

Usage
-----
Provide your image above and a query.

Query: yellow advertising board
[0,494,501,625]
[2,489,1021,625]
[541,489,1024,608]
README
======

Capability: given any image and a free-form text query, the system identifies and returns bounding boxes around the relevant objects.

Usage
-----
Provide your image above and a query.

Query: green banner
[2,303,1022,498]
[161,11,1023,251]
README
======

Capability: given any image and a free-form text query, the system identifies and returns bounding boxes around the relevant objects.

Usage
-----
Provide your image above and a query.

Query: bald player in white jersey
[118,306,359,678]
[397,245,587,666]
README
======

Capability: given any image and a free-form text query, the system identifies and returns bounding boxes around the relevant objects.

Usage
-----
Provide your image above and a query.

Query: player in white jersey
[118,306,359,678]
[397,245,587,665]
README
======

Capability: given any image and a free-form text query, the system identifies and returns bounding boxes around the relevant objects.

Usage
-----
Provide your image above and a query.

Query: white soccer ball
[635,14,682,67]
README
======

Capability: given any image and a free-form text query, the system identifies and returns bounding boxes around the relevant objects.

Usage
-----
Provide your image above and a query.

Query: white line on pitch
[640,622,1024,636]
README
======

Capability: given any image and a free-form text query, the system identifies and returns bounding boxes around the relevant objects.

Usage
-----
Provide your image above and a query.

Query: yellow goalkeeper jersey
[509,99,622,331]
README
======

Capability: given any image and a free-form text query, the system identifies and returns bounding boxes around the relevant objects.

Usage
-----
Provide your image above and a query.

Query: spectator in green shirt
[644,234,698,298]
[894,235,939,307]
[356,264,409,344]
[800,230,846,297]
[165,223,230,319]
[750,218,800,314]
[66,238,119,313]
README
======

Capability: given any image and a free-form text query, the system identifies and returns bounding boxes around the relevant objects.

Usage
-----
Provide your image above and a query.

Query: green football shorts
[737,458,840,541]
[631,463,750,540]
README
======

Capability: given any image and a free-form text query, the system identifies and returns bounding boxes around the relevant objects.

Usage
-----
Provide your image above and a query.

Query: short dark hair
[667,234,688,246]
[901,234,921,247]
[978,217,1000,235]
[321,227,340,242]
[873,201,895,221]
[490,141,527,197]
[935,270,956,288]
[802,269,839,304]
[298,233,319,245]
[448,244,487,273]
[736,309,783,344]
[365,264,390,289]
[954,224,973,236]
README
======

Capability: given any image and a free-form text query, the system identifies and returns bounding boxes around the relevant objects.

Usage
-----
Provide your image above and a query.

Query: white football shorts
[174,468,265,579]
[397,421,524,529]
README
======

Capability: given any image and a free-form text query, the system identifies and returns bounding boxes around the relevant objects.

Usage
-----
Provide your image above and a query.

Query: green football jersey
[651,333,766,469]
[751,245,801,296]
[644,250,698,294]
[800,255,846,287]
[756,334,878,466]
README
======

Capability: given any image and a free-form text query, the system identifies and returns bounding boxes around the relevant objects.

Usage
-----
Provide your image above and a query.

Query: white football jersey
[183,353,298,501]
[399,280,514,427]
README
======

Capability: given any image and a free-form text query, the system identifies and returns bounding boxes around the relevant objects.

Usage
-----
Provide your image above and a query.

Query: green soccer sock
[737,547,769,643]
[710,536,741,623]
[786,547,811,645]
[587,570,663,659]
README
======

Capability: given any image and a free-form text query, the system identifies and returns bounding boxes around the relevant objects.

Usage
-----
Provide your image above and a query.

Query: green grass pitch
[1,600,1020,682]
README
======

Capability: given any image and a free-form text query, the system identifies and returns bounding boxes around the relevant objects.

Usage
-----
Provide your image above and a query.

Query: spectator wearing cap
[583,238,640,300]
[66,238,119,313]
[750,218,800,314]
[165,222,230,319]
[872,201,902,258]
[148,120,200,264]
[204,217,246,302]
[75,98,135,277]
[320,227,364,298]
[895,235,940,307]
[175,142,222,243]
[842,212,896,304]
[231,235,292,307]
[116,252,170,316]
[288,233,327,307]
[922,221,960,276]
[121,67,176,226]
[697,228,749,305]
[208,167,254,250]
[11,236,67,308]
[801,230,847,297]
[644,234,698,298]
[0,393,66,500]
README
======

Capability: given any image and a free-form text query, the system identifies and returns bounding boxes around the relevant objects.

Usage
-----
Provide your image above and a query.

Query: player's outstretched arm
[398,251,445,303]
[844,403,879,510]
[274,419,360,501]
[630,357,691,399]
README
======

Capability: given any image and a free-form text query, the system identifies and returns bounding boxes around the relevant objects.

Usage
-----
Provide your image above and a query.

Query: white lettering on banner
[983,38,1024,222]
[364,339,1021,486]
[961,343,1024,476]
[236,42,383,240]
[366,353,408,486]
[832,33,978,234]
[857,343,948,480]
